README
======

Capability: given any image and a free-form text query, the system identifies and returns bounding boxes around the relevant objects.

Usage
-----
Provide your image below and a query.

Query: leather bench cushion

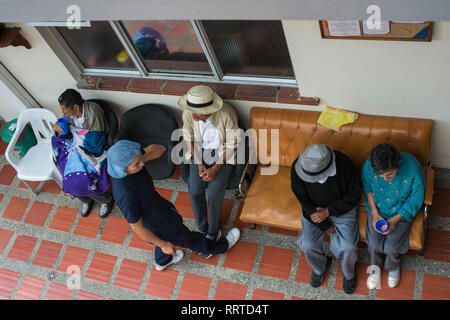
[240,165,424,250]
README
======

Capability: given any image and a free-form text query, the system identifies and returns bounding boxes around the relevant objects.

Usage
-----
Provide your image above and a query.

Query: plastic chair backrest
[5,108,57,169]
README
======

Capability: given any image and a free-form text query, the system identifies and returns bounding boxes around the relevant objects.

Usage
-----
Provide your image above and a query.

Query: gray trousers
[297,207,359,280]
[188,160,233,237]
[365,213,412,271]
[78,192,110,205]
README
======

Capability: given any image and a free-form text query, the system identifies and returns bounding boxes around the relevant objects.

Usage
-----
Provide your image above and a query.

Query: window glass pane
[202,21,295,78]
[57,21,136,70]
[122,21,213,75]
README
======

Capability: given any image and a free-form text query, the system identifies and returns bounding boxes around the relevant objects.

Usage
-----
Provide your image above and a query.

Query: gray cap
[294,144,336,183]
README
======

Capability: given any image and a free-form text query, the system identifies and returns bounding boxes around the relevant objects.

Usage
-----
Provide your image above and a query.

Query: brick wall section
[77,75,319,106]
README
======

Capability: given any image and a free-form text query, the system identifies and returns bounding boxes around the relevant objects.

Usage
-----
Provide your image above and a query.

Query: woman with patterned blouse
[362,143,425,289]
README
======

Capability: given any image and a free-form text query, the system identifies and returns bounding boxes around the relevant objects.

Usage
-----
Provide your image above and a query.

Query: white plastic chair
[5,108,62,197]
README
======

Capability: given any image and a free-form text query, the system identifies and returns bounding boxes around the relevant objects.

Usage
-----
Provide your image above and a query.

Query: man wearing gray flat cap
[291,144,362,294]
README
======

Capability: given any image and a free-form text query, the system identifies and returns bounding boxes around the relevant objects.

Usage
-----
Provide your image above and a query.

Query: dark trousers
[77,192,111,204]
[188,159,233,237]
[153,221,229,266]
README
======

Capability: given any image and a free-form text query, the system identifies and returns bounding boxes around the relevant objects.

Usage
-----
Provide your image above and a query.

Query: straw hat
[177,85,223,114]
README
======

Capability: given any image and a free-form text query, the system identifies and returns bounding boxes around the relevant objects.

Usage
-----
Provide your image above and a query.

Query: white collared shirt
[71,106,85,128]
[197,118,222,150]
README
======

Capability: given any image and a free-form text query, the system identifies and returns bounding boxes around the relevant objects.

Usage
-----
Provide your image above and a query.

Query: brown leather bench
[239,107,434,254]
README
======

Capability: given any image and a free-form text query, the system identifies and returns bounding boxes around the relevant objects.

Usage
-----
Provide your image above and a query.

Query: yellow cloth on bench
[317,106,358,131]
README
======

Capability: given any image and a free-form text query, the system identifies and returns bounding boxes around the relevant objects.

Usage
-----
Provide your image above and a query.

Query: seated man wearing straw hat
[291,144,362,294]
[178,85,241,259]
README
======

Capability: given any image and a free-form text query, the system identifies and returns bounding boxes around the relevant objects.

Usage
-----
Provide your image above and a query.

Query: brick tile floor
[0,135,448,300]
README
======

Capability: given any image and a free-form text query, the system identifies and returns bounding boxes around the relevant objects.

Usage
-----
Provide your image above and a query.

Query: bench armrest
[424,167,434,207]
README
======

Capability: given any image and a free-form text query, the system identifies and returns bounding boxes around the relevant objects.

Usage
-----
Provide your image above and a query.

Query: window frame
[38,20,298,88]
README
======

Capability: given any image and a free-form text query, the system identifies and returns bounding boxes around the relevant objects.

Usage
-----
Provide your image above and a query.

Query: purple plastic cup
[375,219,389,233]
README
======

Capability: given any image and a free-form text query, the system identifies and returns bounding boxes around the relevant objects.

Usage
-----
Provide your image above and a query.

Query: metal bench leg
[250,224,256,230]
[22,180,38,198]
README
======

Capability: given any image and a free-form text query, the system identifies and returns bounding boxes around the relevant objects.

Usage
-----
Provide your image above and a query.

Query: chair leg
[22,180,38,198]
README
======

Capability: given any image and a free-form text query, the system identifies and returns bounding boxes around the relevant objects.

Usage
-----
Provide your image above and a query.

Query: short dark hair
[370,143,402,175]
[58,89,84,109]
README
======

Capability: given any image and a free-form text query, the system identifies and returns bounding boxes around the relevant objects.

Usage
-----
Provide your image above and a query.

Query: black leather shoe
[80,200,94,217]
[310,257,332,288]
[343,274,357,294]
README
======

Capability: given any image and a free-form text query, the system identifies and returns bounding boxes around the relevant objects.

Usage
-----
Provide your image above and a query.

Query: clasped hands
[198,163,220,182]
[311,207,334,234]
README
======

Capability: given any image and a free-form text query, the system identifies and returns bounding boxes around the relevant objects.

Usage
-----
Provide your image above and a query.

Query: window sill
[76,75,319,106]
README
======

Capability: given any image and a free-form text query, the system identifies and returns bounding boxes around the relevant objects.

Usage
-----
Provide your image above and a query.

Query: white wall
[0,21,449,168]
[282,20,450,168]
[0,79,27,121]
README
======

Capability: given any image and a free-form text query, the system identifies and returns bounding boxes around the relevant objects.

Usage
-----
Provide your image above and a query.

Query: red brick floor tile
[177,273,212,300]
[190,251,220,266]
[18,180,40,190]
[0,164,17,185]
[223,241,258,273]
[24,201,53,227]
[376,269,416,300]
[0,139,7,155]
[252,288,285,300]
[0,228,14,254]
[295,254,330,287]
[100,216,130,245]
[214,281,247,300]
[40,180,61,194]
[2,196,30,221]
[75,290,103,300]
[291,296,308,300]
[0,193,3,204]
[73,213,103,238]
[114,259,148,292]
[85,252,118,283]
[174,191,194,220]
[431,188,450,218]
[334,262,370,296]
[14,275,45,300]
[44,282,73,300]
[129,232,154,251]
[7,235,37,262]
[48,206,78,233]
[268,227,299,237]
[258,246,295,280]
[0,269,21,299]
[145,267,179,299]
[32,240,63,269]
[167,22,191,39]
[58,246,90,274]
[424,228,450,263]
[169,165,180,180]
[155,187,173,202]
[234,202,262,230]
[421,273,450,300]
[218,199,234,227]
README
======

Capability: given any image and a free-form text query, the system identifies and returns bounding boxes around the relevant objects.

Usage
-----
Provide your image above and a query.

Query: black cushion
[116,104,179,180]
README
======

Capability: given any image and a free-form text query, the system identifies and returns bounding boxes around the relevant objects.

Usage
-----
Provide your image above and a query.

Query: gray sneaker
[99,200,114,219]
[80,200,93,217]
